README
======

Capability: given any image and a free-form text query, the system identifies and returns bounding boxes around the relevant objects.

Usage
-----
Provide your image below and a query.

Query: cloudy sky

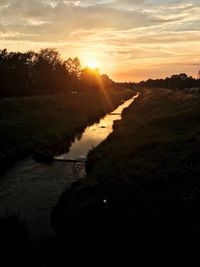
[0,0,200,81]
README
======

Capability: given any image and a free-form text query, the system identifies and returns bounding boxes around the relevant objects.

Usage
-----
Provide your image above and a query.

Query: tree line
[117,73,200,92]
[0,48,113,98]
[138,73,200,90]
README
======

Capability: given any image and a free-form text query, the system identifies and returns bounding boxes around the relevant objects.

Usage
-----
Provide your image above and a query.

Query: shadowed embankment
[52,88,200,241]
[0,88,134,173]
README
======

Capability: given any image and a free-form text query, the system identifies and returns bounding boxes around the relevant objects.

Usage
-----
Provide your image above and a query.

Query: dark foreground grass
[0,88,134,173]
[0,212,34,266]
[52,88,200,238]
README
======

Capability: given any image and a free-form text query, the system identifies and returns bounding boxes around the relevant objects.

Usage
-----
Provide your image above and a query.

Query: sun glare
[87,59,98,69]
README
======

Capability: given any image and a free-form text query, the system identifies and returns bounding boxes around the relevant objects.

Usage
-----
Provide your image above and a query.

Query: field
[0,88,134,173]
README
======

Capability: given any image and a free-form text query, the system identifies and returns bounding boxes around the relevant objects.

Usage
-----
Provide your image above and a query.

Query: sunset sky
[0,0,200,81]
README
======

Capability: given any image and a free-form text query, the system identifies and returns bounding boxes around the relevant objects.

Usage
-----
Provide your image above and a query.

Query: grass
[0,212,33,266]
[52,88,200,236]
[0,88,134,172]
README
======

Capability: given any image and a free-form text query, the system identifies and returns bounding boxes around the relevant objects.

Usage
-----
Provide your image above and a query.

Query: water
[56,93,139,161]
[0,159,86,240]
[0,93,139,240]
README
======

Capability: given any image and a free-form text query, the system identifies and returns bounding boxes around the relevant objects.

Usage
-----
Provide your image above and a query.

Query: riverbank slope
[52,88,200,236]
[0,88,134,173]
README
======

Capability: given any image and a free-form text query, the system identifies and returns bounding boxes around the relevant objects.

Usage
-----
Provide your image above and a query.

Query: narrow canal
[0,93,139,240]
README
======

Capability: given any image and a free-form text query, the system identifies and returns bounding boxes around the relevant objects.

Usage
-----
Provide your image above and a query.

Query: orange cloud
[0,0,199,81]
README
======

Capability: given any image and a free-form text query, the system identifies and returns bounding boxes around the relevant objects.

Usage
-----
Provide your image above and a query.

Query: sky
[0,0,200,81]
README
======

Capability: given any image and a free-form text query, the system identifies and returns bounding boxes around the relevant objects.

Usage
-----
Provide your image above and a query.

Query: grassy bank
[0,88,134,173]
[52,88,200,236]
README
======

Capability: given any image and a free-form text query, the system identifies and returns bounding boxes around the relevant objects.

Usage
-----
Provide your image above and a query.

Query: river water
[0,93,139,240]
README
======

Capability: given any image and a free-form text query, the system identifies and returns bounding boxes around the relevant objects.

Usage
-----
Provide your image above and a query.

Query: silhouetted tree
[65,57,81,79]
[0,48,116,97]
[101,74,113,87]
[80,67,100,90]
[137,73,199,92]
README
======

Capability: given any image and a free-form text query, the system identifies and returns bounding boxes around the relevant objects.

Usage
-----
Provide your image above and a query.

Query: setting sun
[87,59,98,69]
